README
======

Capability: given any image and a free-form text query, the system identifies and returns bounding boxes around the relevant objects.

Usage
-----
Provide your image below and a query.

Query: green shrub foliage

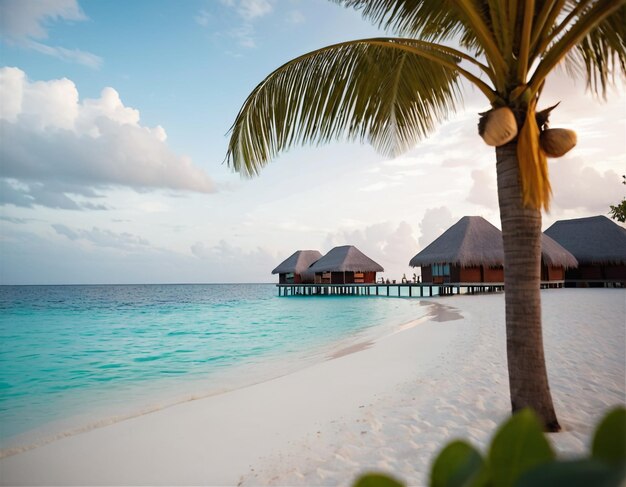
[353,407,626,487]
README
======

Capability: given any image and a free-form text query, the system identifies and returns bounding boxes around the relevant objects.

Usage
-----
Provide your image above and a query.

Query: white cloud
[0,66,24,121]
[219,0,274,49]
[137,201,170,214]
[236,0,273,20]
[19,73,80,130]
[0,0,102,68]
[382,155,425,168]
[323,221,419,278]
[359,180,402,192]
[464,154,625,217]
[467,168,498,209]
[78,86,141,130]
[0,215,31,224]
[1,224,280,284]
[550,157,624,213]
[285,10,304,24]
[229,24,257,49]
[0,0,85,40]
[191,239,279,280]
[418,207,455,248]
[0,67,216,210]
[52,223,150,250]
[0,179,107,210]
[25,40,103,69]
[195,9,211,27]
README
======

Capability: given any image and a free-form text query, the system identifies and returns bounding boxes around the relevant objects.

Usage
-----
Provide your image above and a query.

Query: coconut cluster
[478,106,577,157]
[540,128,577,158]
[478,107,518,146]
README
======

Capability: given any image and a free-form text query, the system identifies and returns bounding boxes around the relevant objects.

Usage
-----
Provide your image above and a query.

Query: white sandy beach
[0,288,624,486]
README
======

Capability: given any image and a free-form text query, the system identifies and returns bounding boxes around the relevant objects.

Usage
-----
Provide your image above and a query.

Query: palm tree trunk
[495,141,561,432]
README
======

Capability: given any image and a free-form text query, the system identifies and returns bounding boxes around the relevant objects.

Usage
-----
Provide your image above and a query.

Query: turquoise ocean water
[0,284,430,449]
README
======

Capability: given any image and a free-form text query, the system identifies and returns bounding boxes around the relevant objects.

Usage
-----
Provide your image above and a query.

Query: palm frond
[562,4,626,97]
[487,0,509,54]
[529,0,625,95]
[336,1,583,92]
[336,0,469,42]
[227,38,462,176]
[517,0,536,81]
[530,0,566,54]
[336,0,499,60]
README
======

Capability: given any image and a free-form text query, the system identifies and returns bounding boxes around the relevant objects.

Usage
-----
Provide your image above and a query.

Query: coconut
[540,128,577,158]
[479,107,518,146]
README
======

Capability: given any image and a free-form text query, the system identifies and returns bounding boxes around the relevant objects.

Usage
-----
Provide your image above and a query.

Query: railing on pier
[276,281,565,297]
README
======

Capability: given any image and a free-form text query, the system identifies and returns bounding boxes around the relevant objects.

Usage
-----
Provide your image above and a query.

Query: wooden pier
[277,281,565,297]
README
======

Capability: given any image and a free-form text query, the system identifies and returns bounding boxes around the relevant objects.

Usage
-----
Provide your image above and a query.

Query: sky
[0,0,625,285]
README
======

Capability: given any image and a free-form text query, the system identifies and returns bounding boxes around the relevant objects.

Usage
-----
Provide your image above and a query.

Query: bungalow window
[432,264,450,276]
[354,272,364,283]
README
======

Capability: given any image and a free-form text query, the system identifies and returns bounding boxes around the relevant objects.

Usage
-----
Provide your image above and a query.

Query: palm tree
[226,0,625,431]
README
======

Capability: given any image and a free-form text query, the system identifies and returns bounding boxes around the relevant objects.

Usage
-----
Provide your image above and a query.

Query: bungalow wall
[604,264,626,281]
[349,271,376,283]
[420,264,503,283]
[314,271,377,284]
[331,271,350,284]
[458,265,503,283]
[565,265,601,282]
[279,273,304,284]
[456,266,480,282]
[278,273,314,284]
[565,264,626,286]
[421,264,452,284]
[314,272,329,284]
[421,265,433,283]
[541,265,564,281]
[482,266,504,282]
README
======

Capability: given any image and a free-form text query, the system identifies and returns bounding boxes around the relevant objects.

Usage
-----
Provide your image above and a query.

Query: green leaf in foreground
[353,473,405,487]
[488,409,555,487]
[592,407,626,467]
[516,459,626,487]
[430,440,484,487]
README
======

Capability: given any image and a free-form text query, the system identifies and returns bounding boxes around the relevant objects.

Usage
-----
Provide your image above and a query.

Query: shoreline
[0,297,435,459]
[0,289,624,486]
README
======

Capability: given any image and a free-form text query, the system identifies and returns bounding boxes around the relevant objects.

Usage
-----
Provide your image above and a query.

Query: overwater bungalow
[409,216,504,284]
[308,245,383,284]
[272,250,322,284]
[409,216,577,285]
[545,215,626,287]
[540,234,578,282]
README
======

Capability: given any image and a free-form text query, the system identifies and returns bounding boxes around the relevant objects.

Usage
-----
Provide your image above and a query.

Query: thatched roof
[545,215,626,265]
[540,234,578,269]
[409,216,579,268]
[271,250,322,275]
[308,245,384,273]
[409,216,504,267]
